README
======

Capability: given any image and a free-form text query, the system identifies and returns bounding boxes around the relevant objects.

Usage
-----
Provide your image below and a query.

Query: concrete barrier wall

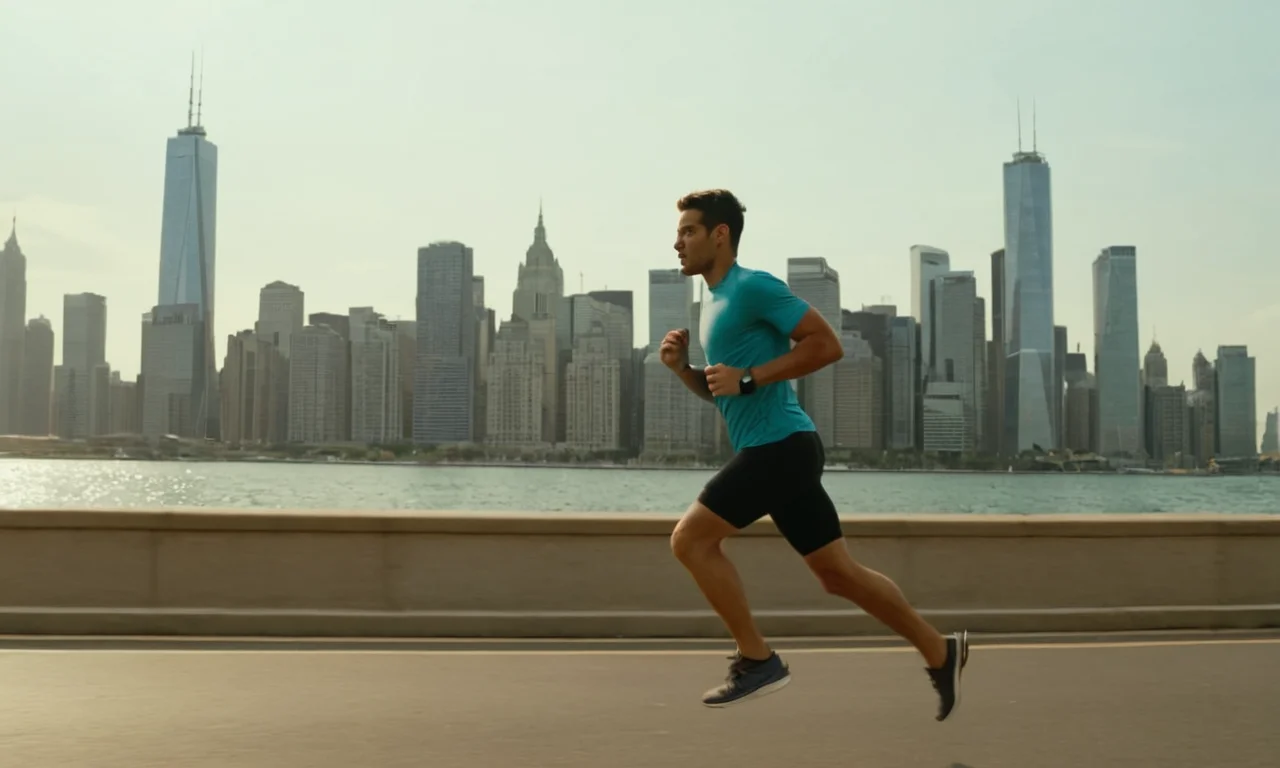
[1,508,1278,638]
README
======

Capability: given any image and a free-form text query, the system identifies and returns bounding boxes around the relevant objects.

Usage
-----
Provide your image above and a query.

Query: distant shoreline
[0,452,1226,477]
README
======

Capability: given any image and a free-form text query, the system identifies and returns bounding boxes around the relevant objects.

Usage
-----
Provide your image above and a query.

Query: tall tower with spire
[0,217,27,434]
[1001,100,1056,454]
[146,56,219,439]
[511,204,565,443]
[512,203,565,321]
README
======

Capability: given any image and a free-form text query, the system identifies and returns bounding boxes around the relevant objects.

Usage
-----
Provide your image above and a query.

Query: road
[1,633,1278,767]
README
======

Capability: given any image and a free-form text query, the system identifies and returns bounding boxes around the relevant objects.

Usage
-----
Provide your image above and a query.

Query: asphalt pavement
[1,633,1278,767]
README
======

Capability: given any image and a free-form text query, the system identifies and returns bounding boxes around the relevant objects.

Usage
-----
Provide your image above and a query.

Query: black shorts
[697,430,843,556]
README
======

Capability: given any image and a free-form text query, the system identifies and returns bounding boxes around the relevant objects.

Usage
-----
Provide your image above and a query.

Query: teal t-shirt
[699,263,816,452]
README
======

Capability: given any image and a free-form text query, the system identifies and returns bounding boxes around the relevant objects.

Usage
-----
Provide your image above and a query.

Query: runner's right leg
[671,502,791,707]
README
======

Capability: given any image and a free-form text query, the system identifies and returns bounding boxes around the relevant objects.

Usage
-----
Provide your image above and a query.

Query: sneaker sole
[702,674,792,709]
[942,630,968,722]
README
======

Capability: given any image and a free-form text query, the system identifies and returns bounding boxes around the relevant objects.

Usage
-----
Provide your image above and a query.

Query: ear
[715,223,729,246]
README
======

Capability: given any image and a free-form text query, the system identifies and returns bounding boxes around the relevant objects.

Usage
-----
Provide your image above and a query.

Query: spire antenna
[186,52,195,128]
[196,48,204,126]
[1032,98,1038,153]
[1017,98,1022,153]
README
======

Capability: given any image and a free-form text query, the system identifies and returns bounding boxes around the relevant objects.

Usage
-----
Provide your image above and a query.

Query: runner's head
[674,189,746,277]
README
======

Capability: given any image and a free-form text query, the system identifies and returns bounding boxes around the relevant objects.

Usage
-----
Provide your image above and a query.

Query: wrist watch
[739,369,757,396]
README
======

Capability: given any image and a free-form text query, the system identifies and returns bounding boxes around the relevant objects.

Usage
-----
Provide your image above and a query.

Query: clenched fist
[659,328,690,372]
[705,364,746,396]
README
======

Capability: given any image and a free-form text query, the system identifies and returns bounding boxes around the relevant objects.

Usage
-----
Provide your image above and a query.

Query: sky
[2,0,1277,431]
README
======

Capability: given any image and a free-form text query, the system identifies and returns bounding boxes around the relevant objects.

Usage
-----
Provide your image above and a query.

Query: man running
[661,188,968,720]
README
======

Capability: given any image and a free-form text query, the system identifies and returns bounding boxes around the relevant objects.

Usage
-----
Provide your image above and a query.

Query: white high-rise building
[414,242,475,444]
[833,332,883,450]
[1092,246,1142,457]
[349,307,401,444]
[289,324,348,444]
[787,258,840,446]
[512,208,563,443]
[140,303,201,438]
[644,269,708,456]
[155,67,218,438]
[648,269,693,348]
[486,318,545,447]
[562,291,636,451]
[1002,139,1056,453]
[923,382,970,453]
[256,281,304,357]
[910,245,950,382]
[564,325,621,451]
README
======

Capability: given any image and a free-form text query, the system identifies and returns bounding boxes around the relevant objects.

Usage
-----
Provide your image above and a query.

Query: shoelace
[724,653,747,681]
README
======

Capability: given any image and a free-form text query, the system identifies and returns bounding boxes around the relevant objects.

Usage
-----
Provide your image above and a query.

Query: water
[1,459,1275,514]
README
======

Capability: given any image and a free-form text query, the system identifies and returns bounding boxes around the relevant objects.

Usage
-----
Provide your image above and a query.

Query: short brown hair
[677,189,746,253]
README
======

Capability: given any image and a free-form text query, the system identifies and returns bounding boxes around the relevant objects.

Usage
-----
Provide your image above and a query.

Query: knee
[670,526,718,566]
[811,563,856,598]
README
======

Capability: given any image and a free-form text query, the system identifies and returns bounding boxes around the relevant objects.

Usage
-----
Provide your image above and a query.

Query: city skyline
[3,1,1277,435]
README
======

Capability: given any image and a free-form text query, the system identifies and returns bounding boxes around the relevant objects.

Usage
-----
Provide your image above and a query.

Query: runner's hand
[705,364,745,396]
[660,329,690,372]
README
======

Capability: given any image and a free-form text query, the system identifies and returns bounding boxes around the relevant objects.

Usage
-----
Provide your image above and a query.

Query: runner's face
[675,209,716,276]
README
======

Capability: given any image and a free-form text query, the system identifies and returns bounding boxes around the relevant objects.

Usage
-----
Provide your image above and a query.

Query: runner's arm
[743,274,843,386]
[677,365,716,403]
[752,308,843,386]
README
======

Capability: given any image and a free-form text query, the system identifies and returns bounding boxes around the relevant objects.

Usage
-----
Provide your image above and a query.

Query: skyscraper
[1189,350,1216,465]
[414,242,476,444]
[644,269,702,455]
[1092,246,1142,457]
[787,258,840,445]
[1053,325,1067,449]
[20,316,54,436]
[910,245,950,381]
[140,304,201,438]
[833,332,883,450]
[843,308,893,448]
[988,248,1005,456]
[255,281,303,443]
[486,317,545,447]
[648,269,693,349]
[288,324,349,444]
[1143,341,1168,387]
[512,207,563,443]
[58,293,108,439]
[349,307,401,444]
[256,281,304,357]
[220,330,283,445]
[0,220,26,434]
[473,277,495,444]
[1214,345,1257,458]
[887,316,918,450]
[1192,351,1214,393]
[155,65,218,438]
[927,271,982,452]
[1002,136,1056,454]
[564,325,622,451]
[1262,409,1278,454]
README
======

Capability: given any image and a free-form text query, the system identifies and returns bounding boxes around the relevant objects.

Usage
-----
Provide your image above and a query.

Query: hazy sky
[3,0,1277,428]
